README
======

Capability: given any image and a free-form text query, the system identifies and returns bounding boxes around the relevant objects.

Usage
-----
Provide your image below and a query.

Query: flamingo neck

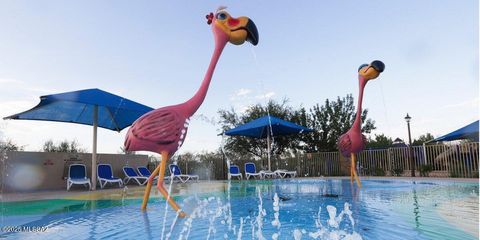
[353,78,367,131]
[184,32,228,117]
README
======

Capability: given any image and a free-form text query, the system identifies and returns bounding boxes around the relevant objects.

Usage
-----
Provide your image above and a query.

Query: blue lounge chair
[169,164,199,183]
[229,165,243,180]
[97,164,123,188]
[137,166,156,179]
[67,164,91,190]
[123,166,148,185]
[137,166,171,182]
[245,162,262,180]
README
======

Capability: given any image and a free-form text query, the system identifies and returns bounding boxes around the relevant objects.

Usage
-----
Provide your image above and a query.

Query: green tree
[0,139,24,152]
[366,133,393,149]
[299,94,375,152]
[413,133,434,145]
[42,139,86,153]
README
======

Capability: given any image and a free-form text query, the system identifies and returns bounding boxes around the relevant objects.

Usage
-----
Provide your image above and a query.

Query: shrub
[419,164,433,177]
[391,167,403,176]
[374,167,385,176]
[449,170,461,178]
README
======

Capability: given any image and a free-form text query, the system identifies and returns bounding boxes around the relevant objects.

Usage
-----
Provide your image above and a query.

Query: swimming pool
[1,178,478,239]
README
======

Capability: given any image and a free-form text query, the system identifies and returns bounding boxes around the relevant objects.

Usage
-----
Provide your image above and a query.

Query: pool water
[1,179,478,239]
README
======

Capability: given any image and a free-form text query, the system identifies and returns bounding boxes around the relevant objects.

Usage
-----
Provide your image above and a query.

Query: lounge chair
[229,165,243,180]
[137,166,170,182]
[123,166,148,185]
[67,164,91,190]
[97,164,123,188]
[274,169,297,178]
[168,164,199,183]
[137,166,157,179]
[245,162,262,180]
[259,170,277,179]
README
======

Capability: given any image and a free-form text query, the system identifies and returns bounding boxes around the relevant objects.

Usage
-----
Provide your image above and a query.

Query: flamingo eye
[358,64,368,72]
[216,12,227,20]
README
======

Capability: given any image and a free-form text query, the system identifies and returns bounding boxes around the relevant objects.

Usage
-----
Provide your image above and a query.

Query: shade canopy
[224,115,313,138]
[4,88,153,132]
[224,115,313,171]
[429,120,479,143]
[4,88,153,190]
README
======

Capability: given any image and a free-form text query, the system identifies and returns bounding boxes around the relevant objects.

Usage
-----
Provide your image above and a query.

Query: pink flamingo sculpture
[124,8,258,217]
[338,60,385,187]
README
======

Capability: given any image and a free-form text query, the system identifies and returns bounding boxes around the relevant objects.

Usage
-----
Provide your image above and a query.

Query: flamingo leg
[141,152,187,217]
[157,152,186,217]
[350,157,354,184]
[350,153,362,188]
[141,165,160,210]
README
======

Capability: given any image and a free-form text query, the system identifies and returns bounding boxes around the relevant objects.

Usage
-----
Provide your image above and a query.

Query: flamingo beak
[229,17,259,46]
[244,19,259,46]
[358,60,385,80]
[370,60,385,73]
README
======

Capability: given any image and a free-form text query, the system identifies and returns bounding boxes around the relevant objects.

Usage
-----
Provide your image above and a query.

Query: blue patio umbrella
[4,88,153,189]
[428,120,479,143]
[224,115,313,171]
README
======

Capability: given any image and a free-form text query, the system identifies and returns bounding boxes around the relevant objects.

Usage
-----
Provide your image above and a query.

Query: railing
[357,142,479,178]
[168,142,479,180]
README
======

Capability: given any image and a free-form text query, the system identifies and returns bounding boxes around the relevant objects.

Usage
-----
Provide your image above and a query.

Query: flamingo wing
[130,109,184,145]
[338,133,352,157]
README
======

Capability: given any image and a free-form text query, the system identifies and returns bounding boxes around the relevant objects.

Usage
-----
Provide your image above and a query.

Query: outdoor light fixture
[405,113,412,123]
[405,113,415,177]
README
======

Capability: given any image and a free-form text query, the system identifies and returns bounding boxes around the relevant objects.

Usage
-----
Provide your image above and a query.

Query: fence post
[422,143,427,165]
[387,148,392,175]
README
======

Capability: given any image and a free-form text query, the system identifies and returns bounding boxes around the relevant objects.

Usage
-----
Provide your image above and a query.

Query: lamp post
[405,113,415,177]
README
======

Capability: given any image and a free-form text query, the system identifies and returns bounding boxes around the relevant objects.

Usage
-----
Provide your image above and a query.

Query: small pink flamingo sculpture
[124,8,258,216]
[338,60,385,187]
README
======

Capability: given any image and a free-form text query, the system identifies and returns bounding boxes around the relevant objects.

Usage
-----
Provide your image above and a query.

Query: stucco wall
[0,151,148,192]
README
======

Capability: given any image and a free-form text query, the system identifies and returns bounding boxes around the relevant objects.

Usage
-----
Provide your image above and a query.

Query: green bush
[419,164,433,177]
[391,167,403,176]
[449,170,460,178]
[374,167,385,176]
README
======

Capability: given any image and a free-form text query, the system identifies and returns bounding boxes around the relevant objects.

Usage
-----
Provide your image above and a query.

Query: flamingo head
[358,60,385,83]
[206,7,259,46]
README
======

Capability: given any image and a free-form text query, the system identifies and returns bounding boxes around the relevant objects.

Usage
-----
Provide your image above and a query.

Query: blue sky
[0,1,478,154]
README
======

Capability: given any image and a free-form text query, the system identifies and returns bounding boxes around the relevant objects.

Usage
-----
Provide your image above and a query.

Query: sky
[0,1,478,155]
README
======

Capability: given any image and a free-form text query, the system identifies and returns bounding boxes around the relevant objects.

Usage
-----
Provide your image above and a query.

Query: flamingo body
[338,130,367,157]
[125,104,189,156]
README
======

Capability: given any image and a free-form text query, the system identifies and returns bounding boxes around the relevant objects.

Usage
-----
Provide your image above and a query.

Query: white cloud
[0,100,37,117]
[256,91,275,99]
[236,88,252,96]
[0,78,22,84]
[0,77,58,95]
[443,97,478,109]
[230,88,253,101]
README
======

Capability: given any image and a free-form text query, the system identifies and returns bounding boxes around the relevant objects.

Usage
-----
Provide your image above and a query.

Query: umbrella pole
[92,105,98,190]
[267,134,271,171]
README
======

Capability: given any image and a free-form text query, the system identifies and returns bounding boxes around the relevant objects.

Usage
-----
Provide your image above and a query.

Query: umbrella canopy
[224,115,313,138]
[4,88,153,132]
[428,120,479,143]
[4,88,153,190]
[224,115,313,171]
